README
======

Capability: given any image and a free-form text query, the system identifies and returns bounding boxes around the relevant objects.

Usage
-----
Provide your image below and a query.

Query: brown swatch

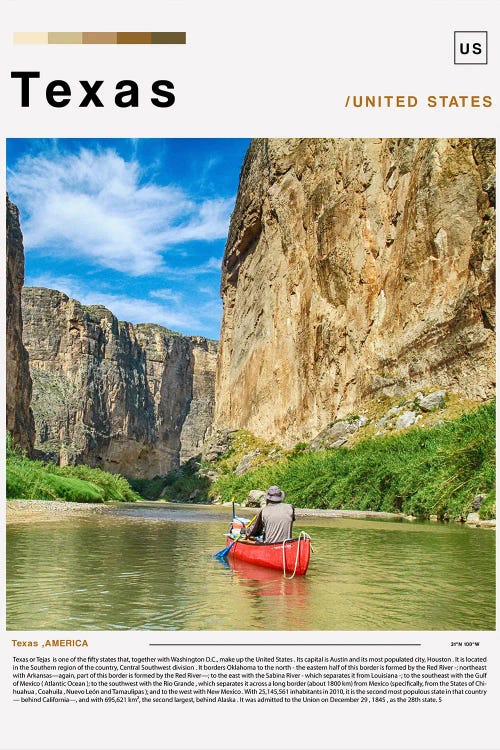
[48,32,82,44]
[117,32,152,44]
[152,32,186,44]
[82,32,118,44]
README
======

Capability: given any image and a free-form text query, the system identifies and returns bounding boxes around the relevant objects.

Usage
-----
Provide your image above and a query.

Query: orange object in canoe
[225,535,311,575]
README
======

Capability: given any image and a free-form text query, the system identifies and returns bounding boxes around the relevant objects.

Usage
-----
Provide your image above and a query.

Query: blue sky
[7,138,250,340]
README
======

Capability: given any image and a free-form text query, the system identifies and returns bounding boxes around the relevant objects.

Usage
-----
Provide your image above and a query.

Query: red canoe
[225,534,311,576]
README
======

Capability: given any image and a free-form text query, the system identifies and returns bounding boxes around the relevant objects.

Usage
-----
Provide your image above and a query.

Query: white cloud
[9,148,233,277]
[158,256,222,281]
[149,288,183,303]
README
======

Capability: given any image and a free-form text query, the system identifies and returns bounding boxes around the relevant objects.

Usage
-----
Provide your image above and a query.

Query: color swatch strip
[14,32,186,44]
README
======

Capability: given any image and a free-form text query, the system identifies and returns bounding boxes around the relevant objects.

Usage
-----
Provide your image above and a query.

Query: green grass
[6,436,140,503]
[209,402,495,520]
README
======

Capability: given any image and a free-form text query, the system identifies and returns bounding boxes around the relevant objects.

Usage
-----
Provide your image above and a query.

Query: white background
[1,1,498,748]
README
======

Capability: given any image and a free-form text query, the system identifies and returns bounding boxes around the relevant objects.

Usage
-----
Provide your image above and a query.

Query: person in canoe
[245,485,295,543]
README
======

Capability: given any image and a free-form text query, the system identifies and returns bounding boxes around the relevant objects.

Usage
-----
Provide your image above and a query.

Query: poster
[1,2,498,749]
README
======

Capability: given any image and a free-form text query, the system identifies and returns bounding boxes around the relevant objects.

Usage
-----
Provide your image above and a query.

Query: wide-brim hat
[265,485,285,502]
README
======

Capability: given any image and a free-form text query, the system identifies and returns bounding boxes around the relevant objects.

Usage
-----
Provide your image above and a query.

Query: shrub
[6,437,140,503]
[210,402,495,520]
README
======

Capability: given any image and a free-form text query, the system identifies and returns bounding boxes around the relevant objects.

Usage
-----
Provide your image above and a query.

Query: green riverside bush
[6,439,140,503]
[209,402,495,520]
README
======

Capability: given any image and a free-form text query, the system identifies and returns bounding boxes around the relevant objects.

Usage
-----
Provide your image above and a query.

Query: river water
[6,503,495,631]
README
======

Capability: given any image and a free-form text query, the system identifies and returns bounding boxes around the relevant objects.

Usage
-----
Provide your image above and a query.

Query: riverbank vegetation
[129,458,211,501]
[7,400,494,520]
[6,436,139,503]
[208,402,495,520]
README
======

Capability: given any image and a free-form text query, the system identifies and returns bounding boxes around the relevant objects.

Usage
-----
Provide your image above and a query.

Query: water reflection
[227,558,312,630]
[6,504,495,631]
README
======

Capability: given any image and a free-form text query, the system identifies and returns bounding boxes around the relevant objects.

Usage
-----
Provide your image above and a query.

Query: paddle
[213,496,238,560]
[213,534,240,560]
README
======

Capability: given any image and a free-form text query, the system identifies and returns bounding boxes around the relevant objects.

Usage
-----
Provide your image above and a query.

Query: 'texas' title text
[11,71,175,108]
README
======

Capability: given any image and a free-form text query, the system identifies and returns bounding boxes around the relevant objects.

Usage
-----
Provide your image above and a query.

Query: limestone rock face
[215,139,495,447]
[21,287,217,477]
[309,416,368,450]
[133,326,218,468]
[6,196,35,453]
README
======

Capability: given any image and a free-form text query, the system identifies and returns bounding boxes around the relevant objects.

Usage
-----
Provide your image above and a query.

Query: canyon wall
[6,195,35,453]
[214,138,496,447]
[21,287,217,477]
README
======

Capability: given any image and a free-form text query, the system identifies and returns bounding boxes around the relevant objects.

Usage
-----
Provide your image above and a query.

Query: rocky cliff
[21,287,217,477]
[214,138,495,447]
[6,196,35,453]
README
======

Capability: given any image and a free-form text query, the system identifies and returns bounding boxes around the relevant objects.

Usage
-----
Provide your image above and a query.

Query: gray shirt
[247,502,295,543]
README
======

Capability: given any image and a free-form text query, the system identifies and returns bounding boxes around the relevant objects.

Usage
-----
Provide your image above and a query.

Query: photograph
[6,137,496,632]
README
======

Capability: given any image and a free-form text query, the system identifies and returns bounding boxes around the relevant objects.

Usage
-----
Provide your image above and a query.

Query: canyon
[6,138,496,473]
[20,287,217,476]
